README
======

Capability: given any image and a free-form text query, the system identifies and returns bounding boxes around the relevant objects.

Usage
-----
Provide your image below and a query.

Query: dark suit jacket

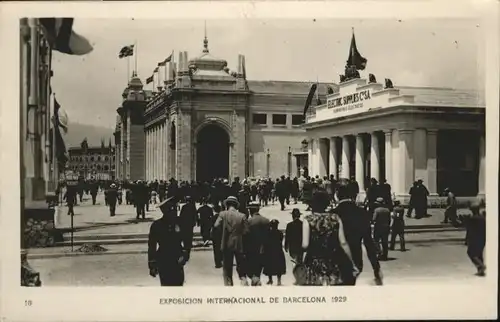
[214,209,248,253]
[246,213,270,254]
[284,219,303,253]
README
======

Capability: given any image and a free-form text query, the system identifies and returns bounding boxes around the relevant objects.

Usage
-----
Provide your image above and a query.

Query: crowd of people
[57,173,487,286]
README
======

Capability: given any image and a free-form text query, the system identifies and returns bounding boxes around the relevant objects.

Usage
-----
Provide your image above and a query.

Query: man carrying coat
[214,196,249,286]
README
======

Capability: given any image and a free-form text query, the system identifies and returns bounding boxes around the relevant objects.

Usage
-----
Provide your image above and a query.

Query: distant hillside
[65,123,115,148]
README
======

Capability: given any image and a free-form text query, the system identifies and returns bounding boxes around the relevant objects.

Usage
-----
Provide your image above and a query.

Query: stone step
[61,225,464,242]
[55,230,465,247]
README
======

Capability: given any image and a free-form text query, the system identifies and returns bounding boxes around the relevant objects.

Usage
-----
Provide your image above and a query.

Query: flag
[39,18,93,55]
[158,53,173,67]
[52,97,68,169]
[153,67,159,73]
[303,83,318,118]
[146,75,153,84]
[316,83,322,105]
[347,32,367,70]
[118,44,134,58]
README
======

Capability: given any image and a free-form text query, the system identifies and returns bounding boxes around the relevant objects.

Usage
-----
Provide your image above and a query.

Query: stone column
[391,129,400,194]
[165,121,171,180]
[399,129,415,195]
[120,119,124,180]
[413,129,427,183]
[160,124,164,180]
[341,136,350,179]
[126,113,131,179]
[478,133,485,197]
[384,130,392,185]
[370,132,380,182]
[426,129,438,195]
[153,126,156,180]
[329,137,338,178]
[355,134,365,192]
[318,139,328,177]
[145,129,149,180]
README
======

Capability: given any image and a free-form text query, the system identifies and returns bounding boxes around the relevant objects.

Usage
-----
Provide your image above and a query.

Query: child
[264,220,286,285]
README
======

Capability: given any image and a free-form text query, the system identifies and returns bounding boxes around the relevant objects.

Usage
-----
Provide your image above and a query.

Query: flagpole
[134,40,138,76]
[127,56,130,83]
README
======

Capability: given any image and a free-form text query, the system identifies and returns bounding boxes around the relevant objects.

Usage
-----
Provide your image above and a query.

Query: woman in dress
[264,220,287,286]
[297,186,358,286]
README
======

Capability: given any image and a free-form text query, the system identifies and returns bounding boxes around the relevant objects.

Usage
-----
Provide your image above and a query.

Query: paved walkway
[55,192,470,237]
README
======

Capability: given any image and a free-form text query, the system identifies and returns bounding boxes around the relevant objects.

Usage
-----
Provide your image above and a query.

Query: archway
[196,124,230,182]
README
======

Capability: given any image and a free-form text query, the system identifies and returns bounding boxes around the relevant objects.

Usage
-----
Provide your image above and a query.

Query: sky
[50,18,485,129]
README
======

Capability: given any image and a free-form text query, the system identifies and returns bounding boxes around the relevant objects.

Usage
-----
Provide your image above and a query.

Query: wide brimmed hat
[110,183,116,188]
[291,208,302,216]
[158,196,177,215]
[223,196,240,208]
[270,219,279,226]
[375,197,385,204]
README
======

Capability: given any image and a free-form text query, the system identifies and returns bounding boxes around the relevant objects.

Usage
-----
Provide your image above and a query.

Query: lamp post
[266,148,270,178]
[287,146,292,177]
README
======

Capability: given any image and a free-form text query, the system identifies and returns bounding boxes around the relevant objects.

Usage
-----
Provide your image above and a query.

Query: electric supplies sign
[327,90,372,115]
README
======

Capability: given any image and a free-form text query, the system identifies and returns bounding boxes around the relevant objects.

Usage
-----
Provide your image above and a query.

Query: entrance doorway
[196,124,230,182]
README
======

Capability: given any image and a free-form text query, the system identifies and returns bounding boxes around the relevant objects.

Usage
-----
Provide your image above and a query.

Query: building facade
[67,145,116,180]
[114,37,331,182]
[305,78,485,203]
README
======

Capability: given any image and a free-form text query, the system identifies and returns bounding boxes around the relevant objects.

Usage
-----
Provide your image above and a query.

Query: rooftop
[397,86,485,107]
[247,80,337,96]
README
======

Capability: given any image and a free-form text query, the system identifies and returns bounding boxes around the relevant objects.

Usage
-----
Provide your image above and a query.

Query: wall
[249,130,306,179]
[129,124,145,180]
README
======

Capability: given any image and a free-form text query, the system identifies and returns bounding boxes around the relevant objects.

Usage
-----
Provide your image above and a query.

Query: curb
[28,237,466,260]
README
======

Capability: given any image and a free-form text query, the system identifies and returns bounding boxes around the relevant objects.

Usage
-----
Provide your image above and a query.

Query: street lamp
[287,146,292,177]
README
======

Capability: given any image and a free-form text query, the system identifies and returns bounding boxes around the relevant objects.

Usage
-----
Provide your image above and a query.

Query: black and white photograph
[1,1,498,321]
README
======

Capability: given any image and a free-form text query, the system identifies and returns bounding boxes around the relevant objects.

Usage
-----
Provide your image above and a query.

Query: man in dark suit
[214,196,249,286]
[245,203,270,286]
[333,179,383,285]
[284,208,303,265]
[148,197,191,286]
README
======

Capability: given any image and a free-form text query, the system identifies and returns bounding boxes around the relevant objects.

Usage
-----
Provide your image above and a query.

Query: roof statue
[369,73,377,84]
[385,78,394,89]
[341,28,367,83]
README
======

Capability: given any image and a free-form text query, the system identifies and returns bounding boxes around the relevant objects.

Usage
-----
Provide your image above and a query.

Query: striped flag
[39,18,93,55]
[119,44,134,58]
[303,83,318,118]
[153,67,159,73]
[146,75,153,84]
[158,53,173,67]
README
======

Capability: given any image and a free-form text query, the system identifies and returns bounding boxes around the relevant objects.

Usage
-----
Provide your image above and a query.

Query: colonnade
[145,121,169,181]
[308,128,443,196]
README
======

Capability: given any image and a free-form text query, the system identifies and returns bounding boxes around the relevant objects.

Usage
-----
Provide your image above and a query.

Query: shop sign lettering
[327,90,372,114]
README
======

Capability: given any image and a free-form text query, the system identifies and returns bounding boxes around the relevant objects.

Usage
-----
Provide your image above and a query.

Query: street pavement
[55,192,469,237]
[30,241,483,286]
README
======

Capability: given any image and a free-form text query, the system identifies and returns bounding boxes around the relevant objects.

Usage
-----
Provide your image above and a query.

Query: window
[252,113,267,125]
[292,114,305,125]
[272,114,287,126]
[104,156,109,162]
[97,156,101,162]
[104,165,109,171]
